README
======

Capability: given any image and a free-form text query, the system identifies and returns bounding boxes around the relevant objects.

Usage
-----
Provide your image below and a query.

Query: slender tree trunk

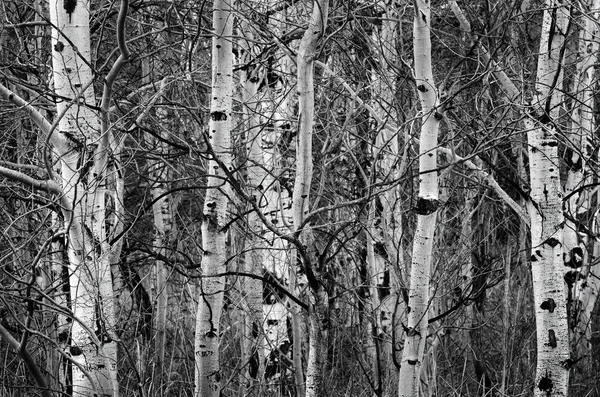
[49,1,118,395]
[566,0,600,381]
[526,2,570,396]
[397,1,440,396]
[151,79,173,377]
[194,1,233,396]
[369,4,403,393]
[239,28,266,394]
[293,1,329,396]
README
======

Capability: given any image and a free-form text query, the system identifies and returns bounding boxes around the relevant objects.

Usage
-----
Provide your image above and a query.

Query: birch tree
[0,0,128,394]
[563,0,600,386]
[194,0,233,395]
[238,11,267,392]
[524,2,571,395]
[292,1,329,396]
[397,1,440,396]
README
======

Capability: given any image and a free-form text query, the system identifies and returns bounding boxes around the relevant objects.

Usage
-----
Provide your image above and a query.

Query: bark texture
[293,1,329,396]
[527,1,570,396]
[49,1,118,395]
[194,1,233,396]
[398,1,440,396]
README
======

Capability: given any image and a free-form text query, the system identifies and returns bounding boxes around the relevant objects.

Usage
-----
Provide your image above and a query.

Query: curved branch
[0,324,53,397]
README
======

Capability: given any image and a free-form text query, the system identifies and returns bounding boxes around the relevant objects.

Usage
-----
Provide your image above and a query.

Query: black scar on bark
[564,270,581,286]
[64,0,77,23]
[540,298,556,313]
[64,0,76,14]
[211,111,227,121]
[544,237,561,248]
[564,148,583,170]
[538,372,553,393]
[205,330,217,338]
[417,84,428,92]
[407,359,418,365]
[564,247,584,268]
[58,331,69,343]
[541,140,559,147]
[415,198,439,215]
[531,255,538,262]
[70,346,82,356]
[249,351,259,378]
[547,329,557,348]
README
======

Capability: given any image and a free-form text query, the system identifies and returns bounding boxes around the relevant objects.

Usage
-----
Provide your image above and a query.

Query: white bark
[49,1,117,395]
[450,1,571,393]
[239,24,266,393]
[194,1,233,396]
[527,2,570,396]
[293,1,329,396]
[567,0,600,373]
[398,1,440,396]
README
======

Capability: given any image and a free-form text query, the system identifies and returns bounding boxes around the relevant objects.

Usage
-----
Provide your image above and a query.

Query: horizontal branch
[204,271,308,311]
[0,165,61,195]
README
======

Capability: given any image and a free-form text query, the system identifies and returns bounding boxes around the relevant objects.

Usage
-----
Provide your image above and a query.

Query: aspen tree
[47,0,128,394]
[239,11,267,392]
[194,0,233,395]
[565,0,600,378]
[368,2,403,393]
[450,1,571,394]
[397,1,440,396]
[524,2,571,395]
[293,0,329,396]
[264,5,304,392]
[1,0,125,392]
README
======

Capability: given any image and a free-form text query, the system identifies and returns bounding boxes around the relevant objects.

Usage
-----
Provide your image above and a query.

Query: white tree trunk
[49,1,117,395]
[398,1,440,396]
[526,2,570,396]
[194,1,233,396]
[239,26,266,393]
[293,1,329,396]
[566,0,600,376]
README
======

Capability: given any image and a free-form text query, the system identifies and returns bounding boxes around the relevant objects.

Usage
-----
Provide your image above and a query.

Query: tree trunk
[49,1,118,395]
[194,0,233,396]
[526,2,570,396]
[397,1,440,396]
[151,79,173,376]
[239,27,266,394]
[566,0,600,383]
[293,1,329,396]
[369,4,403,393]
